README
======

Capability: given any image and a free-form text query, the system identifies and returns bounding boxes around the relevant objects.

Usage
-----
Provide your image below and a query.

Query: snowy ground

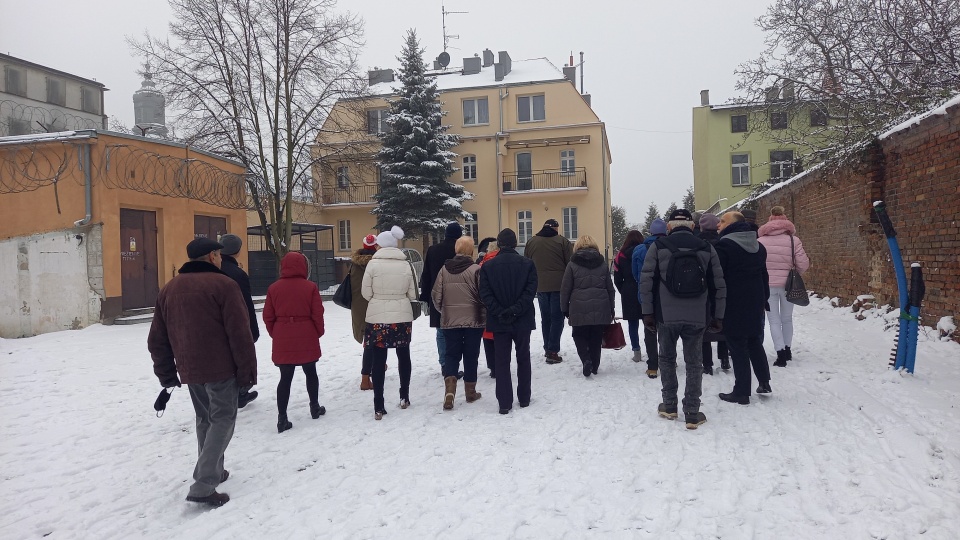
[1,296,959,539]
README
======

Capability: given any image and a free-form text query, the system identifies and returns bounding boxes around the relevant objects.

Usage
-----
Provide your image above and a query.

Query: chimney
[433,60,443,70]
[765,85,780,102]
[782,80,795,100]
[482,49,495,67]
[494,50,512,81]
[462,56,481,75]
[563,65,576,85]
[700,90,710,106]
[368,69,395,87]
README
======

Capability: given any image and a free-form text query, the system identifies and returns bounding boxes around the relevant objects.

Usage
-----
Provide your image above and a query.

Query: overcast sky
[0,0,772,224]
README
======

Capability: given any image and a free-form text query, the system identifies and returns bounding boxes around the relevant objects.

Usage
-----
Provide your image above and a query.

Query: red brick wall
[754,101,960,333]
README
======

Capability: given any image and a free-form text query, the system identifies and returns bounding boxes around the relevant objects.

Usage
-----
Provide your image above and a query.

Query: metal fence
[501,167,587,192]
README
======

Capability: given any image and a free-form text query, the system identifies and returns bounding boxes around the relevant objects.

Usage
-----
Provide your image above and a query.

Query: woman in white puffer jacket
[361,226,419,420]
[757,206,810,367]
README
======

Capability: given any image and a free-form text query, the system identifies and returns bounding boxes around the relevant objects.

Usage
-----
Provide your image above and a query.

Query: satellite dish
[437,51,451,68]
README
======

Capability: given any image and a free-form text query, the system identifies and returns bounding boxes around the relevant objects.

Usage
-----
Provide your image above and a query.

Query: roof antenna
[442,3,467,52]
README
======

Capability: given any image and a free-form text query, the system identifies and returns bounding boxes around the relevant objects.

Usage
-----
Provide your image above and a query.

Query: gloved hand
[765,302,770,312]
[642,315,656,332]
[708,318,723,333]
[498,306,519,324]
[161,376,182,389]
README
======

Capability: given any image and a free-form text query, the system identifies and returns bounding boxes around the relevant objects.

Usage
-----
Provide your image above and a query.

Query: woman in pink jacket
[757,206,810,367]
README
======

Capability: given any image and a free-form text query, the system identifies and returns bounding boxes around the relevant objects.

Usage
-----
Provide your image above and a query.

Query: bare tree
[129,0,365,261]
[734,0,960,171]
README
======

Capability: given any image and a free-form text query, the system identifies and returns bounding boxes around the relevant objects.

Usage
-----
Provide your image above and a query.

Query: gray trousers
[657,323,705,415]
[187,377,238,497]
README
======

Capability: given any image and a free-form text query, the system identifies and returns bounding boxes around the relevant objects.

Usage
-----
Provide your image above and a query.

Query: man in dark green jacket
[523,218,572,364]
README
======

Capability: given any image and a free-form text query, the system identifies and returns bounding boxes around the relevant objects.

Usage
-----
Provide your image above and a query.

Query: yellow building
[316,51,613,258]
[692,88,826,211]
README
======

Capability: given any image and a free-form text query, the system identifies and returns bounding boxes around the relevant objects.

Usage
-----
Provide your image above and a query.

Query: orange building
[0,129,248,337]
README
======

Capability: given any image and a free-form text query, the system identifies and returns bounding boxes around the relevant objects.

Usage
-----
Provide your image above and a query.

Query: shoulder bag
[784,235,810,306]
[332,265,352,309]
[409,262,425,320]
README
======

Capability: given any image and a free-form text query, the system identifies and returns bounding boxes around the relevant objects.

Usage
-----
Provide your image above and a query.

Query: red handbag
[601,321,627,350]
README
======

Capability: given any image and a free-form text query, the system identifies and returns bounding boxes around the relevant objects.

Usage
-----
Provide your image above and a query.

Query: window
[462,98,489,125]
[4,67,26,96]
[810,107,828,127]
[336,166,349,188]
[338,220,351,250]
[769,150,795,182]
[8,117,31,136]
[462,155,477,181]
[731,114,747,133]
[81,87,100,114]
[562,207,578,239]
[367,109,389,134]
[770,111,788,130]
[731,154,750,186]
[45,78,65,107]
[517,210,533,244]
[560,150,575,174]
[517,94,545,122]
[464,213,478,244]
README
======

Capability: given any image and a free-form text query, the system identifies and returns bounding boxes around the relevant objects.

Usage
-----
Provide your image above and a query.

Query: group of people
[147,206,808,506]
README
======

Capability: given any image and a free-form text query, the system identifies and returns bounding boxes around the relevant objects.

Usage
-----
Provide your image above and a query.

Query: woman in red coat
[263,252,326,433]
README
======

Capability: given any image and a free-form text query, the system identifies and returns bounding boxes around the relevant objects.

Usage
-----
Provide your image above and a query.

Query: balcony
[321,184,379,206]
[501,167,587,194]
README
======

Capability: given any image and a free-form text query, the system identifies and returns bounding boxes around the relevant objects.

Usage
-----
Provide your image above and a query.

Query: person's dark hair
[620,230,644,252]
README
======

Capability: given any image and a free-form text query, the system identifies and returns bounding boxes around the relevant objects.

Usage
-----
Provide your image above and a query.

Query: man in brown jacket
[148,237,258,507]
[523,218,572,364]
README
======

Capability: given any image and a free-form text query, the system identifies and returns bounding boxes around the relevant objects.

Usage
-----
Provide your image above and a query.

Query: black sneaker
[519,401,529,408]
[186,491,230,506]
[719,392,750,405]
[785,346,792,361]
[720,358,731,370]
[704,366,714,376]
[756,382,772,394]
[685,412,707,430]
[277,415,293,433]
[499,408,511,415]
[237,389,258,409]
[657,403,678,419]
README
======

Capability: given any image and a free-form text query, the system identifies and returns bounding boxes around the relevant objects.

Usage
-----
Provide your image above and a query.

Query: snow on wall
[0,228,102,338]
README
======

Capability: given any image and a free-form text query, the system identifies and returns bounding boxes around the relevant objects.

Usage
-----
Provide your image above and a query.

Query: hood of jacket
[642,235,662,248]
[571,248,605,269]
[758,215,796,237]
[698,230,720,243]
[720,221,760,253]
[280,252,308,279]
[351,248,376,267]
[444,254,475,274]
[535,225,559,237]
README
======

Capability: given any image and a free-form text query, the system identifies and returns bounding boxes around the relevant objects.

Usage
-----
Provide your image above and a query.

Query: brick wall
[754,101,960,334]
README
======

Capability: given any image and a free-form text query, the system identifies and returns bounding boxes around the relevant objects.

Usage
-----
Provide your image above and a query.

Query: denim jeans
[626,319,641,351]
[656,323,705,414]
[442,328,484,382]
[436,328,446,368]
[536,291,564,354]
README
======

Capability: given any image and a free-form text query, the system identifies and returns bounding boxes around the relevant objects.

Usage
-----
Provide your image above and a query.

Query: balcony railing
[321,183,379,205]
[501,167,587,193]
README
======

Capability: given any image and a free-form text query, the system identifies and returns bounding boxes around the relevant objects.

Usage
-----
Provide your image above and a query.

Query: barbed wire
[0,100,100,136]
[0,142,75,194]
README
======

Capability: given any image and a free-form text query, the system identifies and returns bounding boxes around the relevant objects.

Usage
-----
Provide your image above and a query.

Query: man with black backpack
[639,208,726,430]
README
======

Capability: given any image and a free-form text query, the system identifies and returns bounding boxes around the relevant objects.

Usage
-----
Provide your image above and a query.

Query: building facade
[316,51,612,258]
[1,53,107,136]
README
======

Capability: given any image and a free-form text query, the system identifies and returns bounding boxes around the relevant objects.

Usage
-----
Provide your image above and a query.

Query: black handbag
[785,235,810,306]
[333,271,352,309]
[409,262,425,320]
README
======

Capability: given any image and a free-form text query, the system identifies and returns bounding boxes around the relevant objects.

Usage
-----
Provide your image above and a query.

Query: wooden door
[119,209,159,310]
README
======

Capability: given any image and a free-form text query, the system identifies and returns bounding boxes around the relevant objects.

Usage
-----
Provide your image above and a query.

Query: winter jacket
[631,234,663,303]
[262,253,325,365]
[613,244,641,320]
[362,247,418,324]
[560,248,616,327]
[478,249,499,340]
[149,261,257,387]
[523,226,572,292]
[349,249,376,344]
[421,236,459,327]
[431,255,486,329]
[698,229,724,342]
[639,228,727,327]
[714,221,770,338]
[219,254,260,343]
[479,247,538,333]
[757,216,810,288]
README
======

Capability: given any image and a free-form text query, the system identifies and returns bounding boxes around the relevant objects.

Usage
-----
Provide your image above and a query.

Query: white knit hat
[375,226,404,248]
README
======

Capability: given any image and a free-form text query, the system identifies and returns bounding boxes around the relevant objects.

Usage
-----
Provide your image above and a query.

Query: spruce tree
[682,186,695,212]
[662,202,678,221]
[642,203,659,234]
[373,29,469,239]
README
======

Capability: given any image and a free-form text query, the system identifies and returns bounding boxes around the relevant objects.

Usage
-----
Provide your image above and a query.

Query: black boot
[719,392,750,405]
[310,402,326,419]
[277,414,293,433]
[785,346,792,361]
[773,349,787,367]
[720,357,730,371]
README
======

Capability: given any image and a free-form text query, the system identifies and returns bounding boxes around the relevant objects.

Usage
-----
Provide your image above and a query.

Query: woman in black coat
[613,230,644,362]
[561,235,616,377]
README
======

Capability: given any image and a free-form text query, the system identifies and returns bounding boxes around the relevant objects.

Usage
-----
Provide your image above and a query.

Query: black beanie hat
[445,222,463,240]
[496,228,518,249]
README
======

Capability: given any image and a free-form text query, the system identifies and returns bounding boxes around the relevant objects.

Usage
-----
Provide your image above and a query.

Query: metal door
[120,209,159,310]
[194,215,228,241]
[516,153,532,190]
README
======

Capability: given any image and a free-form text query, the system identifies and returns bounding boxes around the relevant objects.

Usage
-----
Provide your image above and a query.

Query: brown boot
[443,376,457,410]
[360,374,373,391]
[464,382,482,403]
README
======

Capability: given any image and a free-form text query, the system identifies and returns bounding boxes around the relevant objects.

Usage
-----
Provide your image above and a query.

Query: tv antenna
[442,3,467,52]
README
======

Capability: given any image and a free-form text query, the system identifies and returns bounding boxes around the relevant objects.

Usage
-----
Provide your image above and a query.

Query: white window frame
[560,149,575,174]
[338,220,351,251]
[367,108,390,134]
[517,210,533,244]
[731,154,750,186]
[769,150,795,182]
[462,155,477,181]
[336,166,349,188]
[562,207,578,239]
[517,94,545,123]
[462,98,489,126]
[464,213,478,244]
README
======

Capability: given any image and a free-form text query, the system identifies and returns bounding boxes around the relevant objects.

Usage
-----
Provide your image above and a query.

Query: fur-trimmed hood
[571,248,605,269]
[758,215,796,237]
[351,249,376,267]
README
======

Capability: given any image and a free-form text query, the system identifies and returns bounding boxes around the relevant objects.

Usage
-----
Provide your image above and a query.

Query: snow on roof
[879,93,960,140]
[0,129,99,147]
[367,58,568,95]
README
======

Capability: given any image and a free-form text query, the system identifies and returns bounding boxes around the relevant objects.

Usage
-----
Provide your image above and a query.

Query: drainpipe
[74,143,93,227]
[497,86,507,231]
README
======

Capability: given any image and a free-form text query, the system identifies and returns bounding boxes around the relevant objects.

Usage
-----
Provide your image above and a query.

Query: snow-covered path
[1,297,958,539]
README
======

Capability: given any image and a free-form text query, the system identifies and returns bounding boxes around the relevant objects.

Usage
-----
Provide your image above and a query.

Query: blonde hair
[455,236,475,256]
[770,206,786,216]
[573,234,599,252]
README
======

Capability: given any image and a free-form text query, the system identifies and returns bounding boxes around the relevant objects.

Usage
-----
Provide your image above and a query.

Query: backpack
[655,236,709,298]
